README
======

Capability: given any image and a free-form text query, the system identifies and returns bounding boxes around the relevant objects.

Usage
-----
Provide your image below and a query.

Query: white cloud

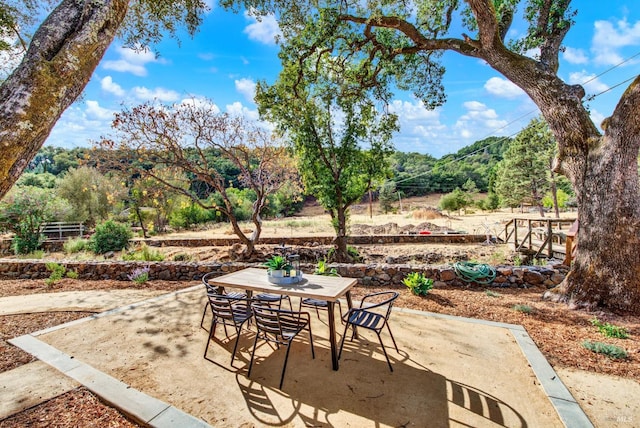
[563,47,589,64]
[484,77,526,99]
[46,104,114,148]
[243,12,281,45]
[592,19,640,65]
[132,86,180,102]
[226,101,260,120]
[85,100,115,121]
[102,47,164,77]
[100,76,125,97]
[568,71,609,94]
[0,34,23,78]
[589,109,606,131]
[235,78,256,103]
[454,101,508,141]
[179,97,221,114]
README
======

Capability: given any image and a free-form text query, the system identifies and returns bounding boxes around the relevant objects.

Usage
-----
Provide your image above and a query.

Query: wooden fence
[501,218,578,264]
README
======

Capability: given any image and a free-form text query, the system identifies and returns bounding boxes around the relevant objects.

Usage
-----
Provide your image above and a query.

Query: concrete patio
[7,285,591,427]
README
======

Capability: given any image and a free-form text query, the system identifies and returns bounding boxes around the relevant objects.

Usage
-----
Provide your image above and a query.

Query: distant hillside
[390,136,511,196]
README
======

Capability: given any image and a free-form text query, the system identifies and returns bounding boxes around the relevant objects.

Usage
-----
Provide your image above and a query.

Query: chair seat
[255,293,284,301]
[301,297,329,307]
[347,310,385,330]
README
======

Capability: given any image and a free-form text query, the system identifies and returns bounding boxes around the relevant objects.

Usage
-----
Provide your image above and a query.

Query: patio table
[209,267,356,370]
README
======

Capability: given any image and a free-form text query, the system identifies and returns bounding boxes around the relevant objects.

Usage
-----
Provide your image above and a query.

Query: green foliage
[16,172,58,188]
[121,244,165,262]
[403,272,434,296]
[66,269,79,279]
[169,202,214,229]
[314,259,339,276]
[590,318,630,339]
[263,255,292,271]
[0,186,70,254]
[45,262,66,286]
[542,188,571,209]
[127,266,150,284]
[494,118,556,210]
[63,237,91,254]
[485,290,502,298]
[17,250,45,259]
[582,341,628,359]
[90,220,133,254]
[173,253,194,262]
[477,192,501,211]
[438,188,472,214]
[255,44,397,261]
[346,246,362,262]
[379,181,398,214]
[513,304,533,313]
[56,166,123,226]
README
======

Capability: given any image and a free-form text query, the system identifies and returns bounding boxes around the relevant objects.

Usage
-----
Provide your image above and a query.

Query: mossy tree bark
[0,0,127,198]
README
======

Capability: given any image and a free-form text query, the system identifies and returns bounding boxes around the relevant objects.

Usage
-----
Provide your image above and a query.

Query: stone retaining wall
[0,259,568,288]
[0,233,487,254]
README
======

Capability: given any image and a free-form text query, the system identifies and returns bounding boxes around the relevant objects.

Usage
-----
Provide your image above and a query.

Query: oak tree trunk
[0,0,128,198]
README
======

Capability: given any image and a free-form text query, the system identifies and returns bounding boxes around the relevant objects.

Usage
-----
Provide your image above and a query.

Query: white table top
[209,267,356,301]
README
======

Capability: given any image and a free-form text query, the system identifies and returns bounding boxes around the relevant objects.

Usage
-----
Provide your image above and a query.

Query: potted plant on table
[264,255,293,277]
[264,254,302,284]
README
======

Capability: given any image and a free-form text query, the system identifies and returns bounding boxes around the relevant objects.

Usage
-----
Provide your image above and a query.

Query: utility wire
[393,51,640,187]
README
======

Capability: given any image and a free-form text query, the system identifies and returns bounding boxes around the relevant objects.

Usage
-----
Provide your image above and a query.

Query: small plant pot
[267,269,303,285]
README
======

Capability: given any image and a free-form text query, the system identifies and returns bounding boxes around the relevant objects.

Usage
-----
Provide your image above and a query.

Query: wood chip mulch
[1,278,638,427]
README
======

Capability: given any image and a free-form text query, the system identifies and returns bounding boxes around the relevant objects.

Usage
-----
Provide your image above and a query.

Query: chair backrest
[252,304,307,337]
[208,293,250,322]
[360,291,399,321]
[202,272,223,294]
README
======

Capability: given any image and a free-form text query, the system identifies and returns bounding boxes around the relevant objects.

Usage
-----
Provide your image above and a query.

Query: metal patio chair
[248,303,315,389]
[338,291,400,371]
[204,293,253,365]
[200,272,247,330]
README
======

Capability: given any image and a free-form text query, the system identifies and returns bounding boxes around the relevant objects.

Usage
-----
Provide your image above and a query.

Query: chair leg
[248,334,260,378]
[376,332,394,372]
[385,323,399,352]
[203,317,217,358]
[200,303,209,330]
[338,322,350,360]
[307,323,315,359]
[280,342,294,389]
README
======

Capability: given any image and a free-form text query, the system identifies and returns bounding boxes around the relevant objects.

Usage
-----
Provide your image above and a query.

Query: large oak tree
[226,0,640,314]
[0,0,207,198]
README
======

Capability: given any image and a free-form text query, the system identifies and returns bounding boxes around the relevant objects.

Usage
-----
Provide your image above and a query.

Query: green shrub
[173,253,194,262]
[16,250,45,259]
[314,259,339,276]
[90,220,132,254]
[12,232,45,255]
[66,269,79,279]
[485,290,502,298]
[45,262,66,286]
[63,237,90,254]
[582,341,628,359]
[127,266,150,284]
[121,244,164,262]
[513,304,533,313]
[590,318,630,339]
[403,272,434,296]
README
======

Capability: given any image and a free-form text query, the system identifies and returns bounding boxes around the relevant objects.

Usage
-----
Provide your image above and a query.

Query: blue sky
[44,1,640,158]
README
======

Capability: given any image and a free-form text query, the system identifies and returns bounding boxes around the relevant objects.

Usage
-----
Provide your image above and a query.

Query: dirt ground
[1,204,638,426]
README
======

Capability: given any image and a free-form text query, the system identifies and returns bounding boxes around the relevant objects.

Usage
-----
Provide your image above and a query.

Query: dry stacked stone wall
[0,259,568,288]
